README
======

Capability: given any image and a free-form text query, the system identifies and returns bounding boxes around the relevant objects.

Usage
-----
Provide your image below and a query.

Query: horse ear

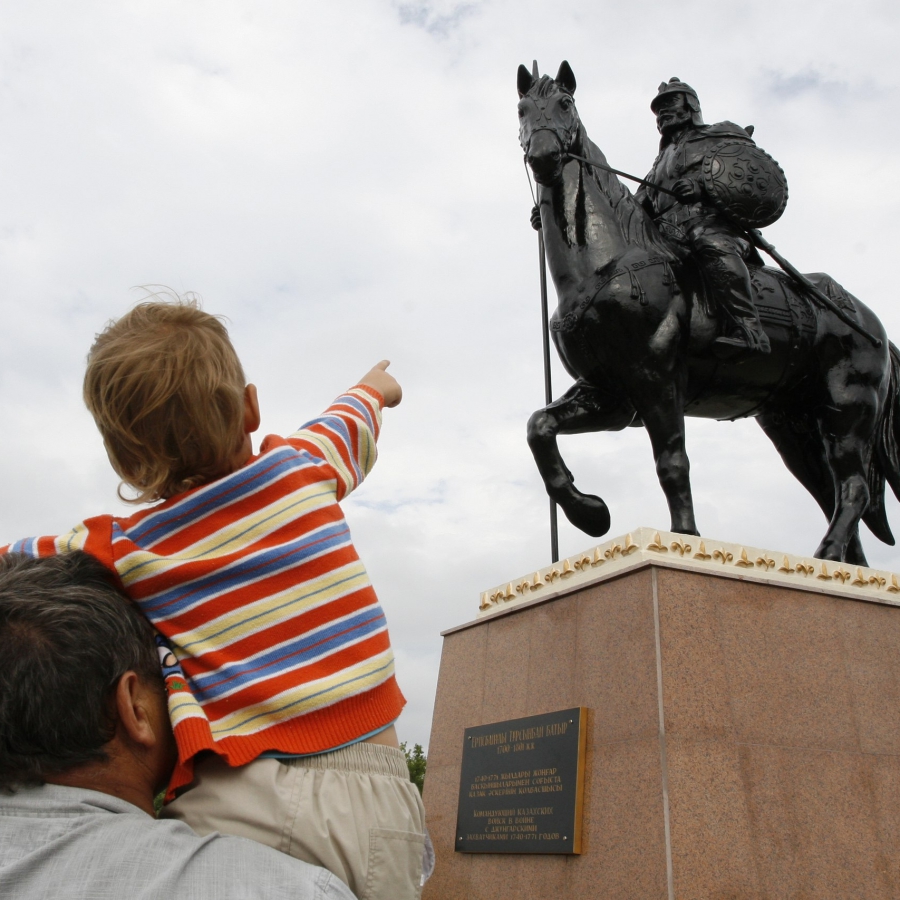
[556,60,576,94]
[517,64,534,98]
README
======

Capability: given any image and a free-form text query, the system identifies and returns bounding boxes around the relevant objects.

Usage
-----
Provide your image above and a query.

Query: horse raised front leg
[527,380,635,537]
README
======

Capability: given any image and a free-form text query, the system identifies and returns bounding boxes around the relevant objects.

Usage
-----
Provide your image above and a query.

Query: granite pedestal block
[422,529,900,899]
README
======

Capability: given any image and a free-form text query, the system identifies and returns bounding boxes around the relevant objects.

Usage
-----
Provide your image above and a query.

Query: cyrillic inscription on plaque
[455,707,588,854]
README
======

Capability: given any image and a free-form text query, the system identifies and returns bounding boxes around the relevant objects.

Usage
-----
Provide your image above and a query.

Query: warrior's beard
[657,108,692,136]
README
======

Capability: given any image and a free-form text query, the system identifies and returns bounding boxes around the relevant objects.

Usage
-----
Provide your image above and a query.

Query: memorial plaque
[455,707,588,854]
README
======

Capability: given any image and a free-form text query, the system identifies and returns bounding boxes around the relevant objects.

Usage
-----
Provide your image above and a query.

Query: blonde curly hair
[83,294,247,503]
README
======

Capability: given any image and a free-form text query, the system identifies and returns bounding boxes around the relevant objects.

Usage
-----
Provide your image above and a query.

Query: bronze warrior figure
[635,78,774,356]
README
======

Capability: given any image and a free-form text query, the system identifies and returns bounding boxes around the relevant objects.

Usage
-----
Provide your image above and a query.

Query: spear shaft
[748,230,882,349]
[538,230,560,564]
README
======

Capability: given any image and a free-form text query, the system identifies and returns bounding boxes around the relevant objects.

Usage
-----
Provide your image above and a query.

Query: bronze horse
[519,61,900,565]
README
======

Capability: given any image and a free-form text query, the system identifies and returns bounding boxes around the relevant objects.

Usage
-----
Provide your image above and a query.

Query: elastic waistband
[276,742,408,779]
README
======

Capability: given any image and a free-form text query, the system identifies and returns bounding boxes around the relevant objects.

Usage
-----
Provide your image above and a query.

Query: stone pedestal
[423,529,900,899]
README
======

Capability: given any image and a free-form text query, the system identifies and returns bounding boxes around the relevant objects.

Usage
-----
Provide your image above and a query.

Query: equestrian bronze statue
[519,60,900,565]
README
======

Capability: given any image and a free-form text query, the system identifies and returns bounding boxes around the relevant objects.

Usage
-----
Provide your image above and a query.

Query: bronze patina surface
[519,62,900,565]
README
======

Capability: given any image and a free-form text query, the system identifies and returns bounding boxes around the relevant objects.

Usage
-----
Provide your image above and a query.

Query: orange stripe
[149,551,368,636]
[119,505,348,600]
[175,590,379,673]
[197,632,393,720]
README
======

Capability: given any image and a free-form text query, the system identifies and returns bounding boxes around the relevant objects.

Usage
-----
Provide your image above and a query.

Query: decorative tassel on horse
[661,261,678,293]
[629,269,647,306]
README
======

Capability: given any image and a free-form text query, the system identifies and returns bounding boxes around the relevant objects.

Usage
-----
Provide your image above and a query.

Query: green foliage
[400,741,427,795]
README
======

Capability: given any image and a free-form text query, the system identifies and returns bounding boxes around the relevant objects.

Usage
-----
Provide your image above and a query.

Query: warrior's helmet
[651,77,704,126]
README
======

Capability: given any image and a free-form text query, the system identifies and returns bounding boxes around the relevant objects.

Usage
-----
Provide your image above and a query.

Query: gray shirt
[0,784,356,900]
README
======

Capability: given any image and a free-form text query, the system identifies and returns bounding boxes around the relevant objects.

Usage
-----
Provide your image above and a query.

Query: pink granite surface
[423,569,667,899]
[423,565,900,899]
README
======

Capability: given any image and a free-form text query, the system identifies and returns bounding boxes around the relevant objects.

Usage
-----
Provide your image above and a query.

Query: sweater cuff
[351,383,385,408]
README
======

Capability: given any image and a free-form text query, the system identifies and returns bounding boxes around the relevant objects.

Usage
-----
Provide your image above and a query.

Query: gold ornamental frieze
[477,527,900,618]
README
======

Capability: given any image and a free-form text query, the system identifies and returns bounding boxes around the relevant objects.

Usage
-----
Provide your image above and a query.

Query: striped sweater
[8,385,405,794]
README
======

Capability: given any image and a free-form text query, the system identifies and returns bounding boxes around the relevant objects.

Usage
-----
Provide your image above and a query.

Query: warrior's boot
[714,318,772,357]
[693,233,771,357]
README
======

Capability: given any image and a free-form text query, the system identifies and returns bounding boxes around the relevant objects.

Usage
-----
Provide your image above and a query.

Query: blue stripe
[338,396,376,436]
[341,395,378,475]
[129,395,373,548]
[118,485,339,583]
[211,657,395,737]
[178,569,366,650]
[297,395,375,436]
[191,609,387,699]
[126,448,307,546]
[10,538,39,556]
[135,521,351,619]
[295,415,364,483]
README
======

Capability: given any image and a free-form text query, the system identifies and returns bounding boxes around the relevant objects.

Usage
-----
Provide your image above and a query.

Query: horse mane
[524,76,676,261]
[528,75,569,98]
[580,130,677,262]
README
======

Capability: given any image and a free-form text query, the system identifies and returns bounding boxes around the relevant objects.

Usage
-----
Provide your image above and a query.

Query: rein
[564,152,680,198]
[522,125,679,198]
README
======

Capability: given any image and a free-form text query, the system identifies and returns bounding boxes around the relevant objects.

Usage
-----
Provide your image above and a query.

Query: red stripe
[119,504,347,603]
[126,452,302,547]
[175,591,379,671]
[164,544,362,621]
[196,632,393,721]
[143,545,366,637]
[179,598,384,691]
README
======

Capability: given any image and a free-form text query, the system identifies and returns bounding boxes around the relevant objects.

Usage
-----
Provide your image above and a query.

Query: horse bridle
[521,123,578,208]
[523,114,681,199]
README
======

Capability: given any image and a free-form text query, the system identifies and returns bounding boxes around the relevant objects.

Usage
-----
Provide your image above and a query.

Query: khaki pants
[162,743,426,900]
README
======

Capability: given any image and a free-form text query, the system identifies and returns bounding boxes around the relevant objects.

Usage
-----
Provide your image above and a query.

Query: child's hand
[360,360,402,408]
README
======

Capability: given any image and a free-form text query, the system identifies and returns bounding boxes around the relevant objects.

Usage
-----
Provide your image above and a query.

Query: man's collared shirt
[0,784,355,900]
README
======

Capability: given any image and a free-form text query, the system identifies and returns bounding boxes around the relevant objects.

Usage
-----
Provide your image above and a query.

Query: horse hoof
[559,494,611,537]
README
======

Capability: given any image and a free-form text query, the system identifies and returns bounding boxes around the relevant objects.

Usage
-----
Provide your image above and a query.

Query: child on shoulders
[7,297,429,899]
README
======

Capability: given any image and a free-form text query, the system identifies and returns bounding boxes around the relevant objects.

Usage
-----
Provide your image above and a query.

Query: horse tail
[863,341,900,545]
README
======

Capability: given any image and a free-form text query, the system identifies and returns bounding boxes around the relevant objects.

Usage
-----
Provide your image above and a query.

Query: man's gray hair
[0,552,163,791]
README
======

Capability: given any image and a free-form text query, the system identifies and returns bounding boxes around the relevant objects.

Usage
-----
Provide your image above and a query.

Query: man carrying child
[6,297,429,899]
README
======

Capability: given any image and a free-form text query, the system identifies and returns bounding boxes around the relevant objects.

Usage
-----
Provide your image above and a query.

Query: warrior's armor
[636,78,772,354]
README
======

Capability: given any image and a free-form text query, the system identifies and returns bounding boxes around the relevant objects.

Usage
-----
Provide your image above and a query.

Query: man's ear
[244,384,261,435]
[114,671,156,749]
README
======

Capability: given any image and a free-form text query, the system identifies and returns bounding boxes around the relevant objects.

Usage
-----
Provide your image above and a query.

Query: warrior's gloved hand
[671,179,701,202]
[530,205,542,231]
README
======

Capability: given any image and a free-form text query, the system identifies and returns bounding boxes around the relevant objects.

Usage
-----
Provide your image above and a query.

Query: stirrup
[715,321,771,354]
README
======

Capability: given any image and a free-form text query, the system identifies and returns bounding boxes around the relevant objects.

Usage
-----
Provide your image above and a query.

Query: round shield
[701,140,788,229]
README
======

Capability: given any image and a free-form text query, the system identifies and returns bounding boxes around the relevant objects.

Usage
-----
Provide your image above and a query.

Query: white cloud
[0,0,898,751]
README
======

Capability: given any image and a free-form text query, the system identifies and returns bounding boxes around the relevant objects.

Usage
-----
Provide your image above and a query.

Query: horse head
[518,61,581,186]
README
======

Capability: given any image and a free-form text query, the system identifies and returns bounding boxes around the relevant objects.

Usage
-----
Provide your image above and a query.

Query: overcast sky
[1,0,898,747]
